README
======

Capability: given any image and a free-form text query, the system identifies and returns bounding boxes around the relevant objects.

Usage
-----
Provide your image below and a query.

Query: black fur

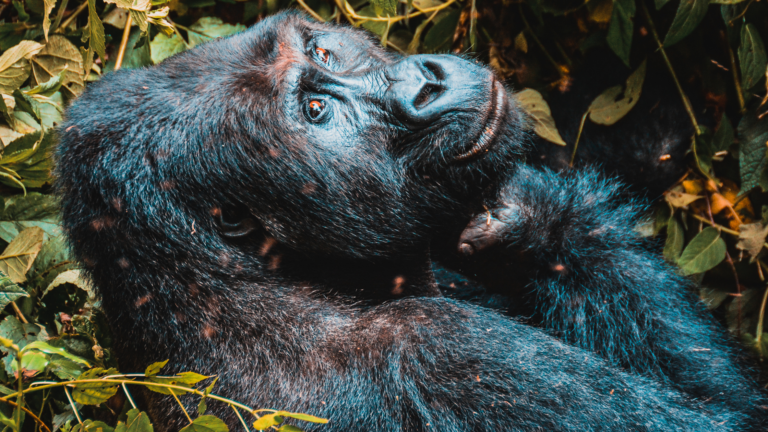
[56,11,767,431]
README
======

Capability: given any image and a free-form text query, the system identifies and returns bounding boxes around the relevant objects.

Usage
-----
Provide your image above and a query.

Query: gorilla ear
[217,209,260,238]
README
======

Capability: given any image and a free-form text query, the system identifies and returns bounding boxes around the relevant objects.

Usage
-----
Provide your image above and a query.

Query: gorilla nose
[386,55,491,129]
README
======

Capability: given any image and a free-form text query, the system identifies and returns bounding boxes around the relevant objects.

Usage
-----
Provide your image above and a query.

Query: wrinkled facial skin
[58,11,527,262]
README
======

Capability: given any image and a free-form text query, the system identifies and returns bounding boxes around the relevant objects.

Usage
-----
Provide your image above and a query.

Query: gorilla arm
[160,293,731,432]
[456,165,767,422]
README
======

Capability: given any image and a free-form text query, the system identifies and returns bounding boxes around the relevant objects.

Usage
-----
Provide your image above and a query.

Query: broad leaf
[664,216,684,263]
[144,359,168,377]
[21,340,91,365]
[737,106,768,195]
[179,416,228,432]
[516,89,565,145]
[606,0,635,66]
[188,17,246,48]
[588,60,646,125]
[71,368,119,405]
[0,40,44,95]
[150,33,186,64]
[0,193,60,241]
[115,409,153,432]
[42,0,55,41]
[0,226,44,283]
[678,227,727,275]
[738,23,767,91]
[87,0,106,61]
[735,222,768,262]
[663,0,709,47]
[147,371,208,394]
[0,269,27,311]
[31,35,85,99]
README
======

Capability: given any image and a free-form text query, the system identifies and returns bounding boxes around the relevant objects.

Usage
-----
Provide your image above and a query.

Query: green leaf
[370,0,397,16]
[423,9,460,53]
[655,0,673,9]
[737,106,768,195]
[0,336,18,353]
[277,426,303,432]
[144,360,168,377]
[71,367,119,405]
[115,409,153,432]
[21,341,91,365]
[738,23,767,91]
[0,41,44,95]
[31,35,85,99]
[664,214,685,263]
[147,371,208,394]
[0,226,44,283]
[77,420,115,432]
[44,269,94,298]
[150,32,186,64]
[48,357,86,380]
[253,414,283,430]
[0,269,28,311]
[677,227,727,275]
[179,416,228,432]
[197,376,218,415]
[17,351,48,376]
[516,89,565,146]
[187,17,245,48]
[87,0,106,61]
[25,69,65,97]
[588,60,646,125]
[663,0,709,47]
[606,0,635,66]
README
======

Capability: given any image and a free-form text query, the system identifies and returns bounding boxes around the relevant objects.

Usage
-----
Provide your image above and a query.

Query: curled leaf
[516,89,566,146]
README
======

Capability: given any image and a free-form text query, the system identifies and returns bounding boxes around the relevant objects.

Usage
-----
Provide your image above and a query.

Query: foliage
[0,0,755,429]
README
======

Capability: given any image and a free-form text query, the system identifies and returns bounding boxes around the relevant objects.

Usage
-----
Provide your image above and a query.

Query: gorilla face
[218,12,527,257]
[58,11,527,263]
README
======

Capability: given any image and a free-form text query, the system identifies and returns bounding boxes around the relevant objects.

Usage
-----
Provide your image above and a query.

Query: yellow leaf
[0,226,44,283]
[516,89,566,146]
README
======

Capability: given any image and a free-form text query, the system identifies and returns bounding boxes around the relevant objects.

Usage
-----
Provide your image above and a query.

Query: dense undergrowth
[0,0,761,429]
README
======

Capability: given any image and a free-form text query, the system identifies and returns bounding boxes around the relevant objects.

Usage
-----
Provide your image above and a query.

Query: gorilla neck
[275,247,441,300]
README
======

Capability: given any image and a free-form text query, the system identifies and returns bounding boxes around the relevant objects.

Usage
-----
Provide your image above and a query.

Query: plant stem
[170,389,193,424]
[569,111,588,167]
[114,13,133,71]
[296,0,325,22]
[640,0,701,135]
[56,1,88,34]
[10,302,27,324]
[726,35,746,113]
[0,398,51,432]
[62,387,82,425]
[50,0,70,34]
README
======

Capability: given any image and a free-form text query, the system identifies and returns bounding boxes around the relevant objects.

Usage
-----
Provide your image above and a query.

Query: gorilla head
[58,11,526,267]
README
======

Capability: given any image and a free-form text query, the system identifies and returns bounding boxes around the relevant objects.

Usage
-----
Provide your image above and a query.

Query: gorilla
[56,10,767,431]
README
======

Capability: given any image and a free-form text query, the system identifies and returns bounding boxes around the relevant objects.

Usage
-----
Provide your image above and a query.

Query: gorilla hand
[452,165,765,421]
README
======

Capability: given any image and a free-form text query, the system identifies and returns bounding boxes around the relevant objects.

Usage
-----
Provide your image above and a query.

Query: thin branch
[296,0,325,22]
[56,1,88,34]
[114,13,133,71]
[0,398,51,432]
[170,389,193,424]
[62,387,82,425]
[10,302,27,324]
[640,0,701,135]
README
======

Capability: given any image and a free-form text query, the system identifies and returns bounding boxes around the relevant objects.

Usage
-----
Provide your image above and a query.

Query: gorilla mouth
[453,80,507,162]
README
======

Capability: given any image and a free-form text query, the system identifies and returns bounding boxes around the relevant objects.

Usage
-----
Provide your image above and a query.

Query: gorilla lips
[454,80,507,162]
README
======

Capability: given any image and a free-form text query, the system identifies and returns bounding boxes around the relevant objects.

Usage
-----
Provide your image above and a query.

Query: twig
[114,13,133,71]
[170,389,193,424]
[50,0,70,34]
[725,31,746,113]
[122,383,137,409]
[0,398,51,432]
[231,406,251,432]
[640,0,701,135]
[10,302,27,324]
[296,0,325,22]
[728,0,755,25]
[56,1,88,34]
[755,284,768,358]
[62,387,82,425]
[569,112,588,167]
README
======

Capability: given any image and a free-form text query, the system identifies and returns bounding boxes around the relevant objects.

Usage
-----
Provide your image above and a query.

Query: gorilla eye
[315,47,330,64]
[306,99,327,121]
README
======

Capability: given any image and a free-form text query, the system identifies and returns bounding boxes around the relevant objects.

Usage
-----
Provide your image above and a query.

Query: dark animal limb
[458,165,768,426]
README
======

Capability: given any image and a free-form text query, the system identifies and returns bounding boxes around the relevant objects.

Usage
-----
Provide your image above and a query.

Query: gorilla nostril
[421,60,445,81]
[414,83,444,109]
